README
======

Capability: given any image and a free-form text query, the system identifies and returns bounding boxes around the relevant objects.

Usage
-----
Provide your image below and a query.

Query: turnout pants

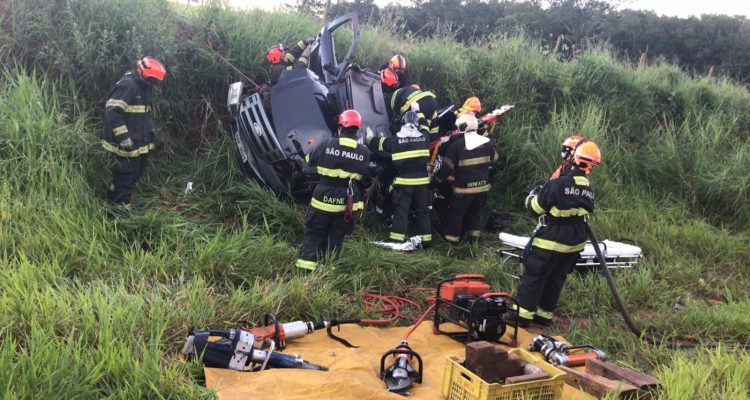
[109,155,148,205]
[516,247,580,322]
[295,208,354,271]
[389,185,431,243]
[443,192,487,243]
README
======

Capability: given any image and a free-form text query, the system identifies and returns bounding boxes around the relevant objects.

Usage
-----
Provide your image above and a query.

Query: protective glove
[365,127,375,144]
[303,37,316,46]
[522,185,542,197]
[410,102,420,112]
[119,137,134,150]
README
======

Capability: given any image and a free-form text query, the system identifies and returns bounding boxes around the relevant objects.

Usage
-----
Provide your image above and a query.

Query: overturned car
[226,13,391,200]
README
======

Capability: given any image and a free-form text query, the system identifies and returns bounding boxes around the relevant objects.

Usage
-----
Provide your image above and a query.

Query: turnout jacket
[306,136,370,213]
[525,168,595,253]
[387,85,438,136]
[270,39,311,85]
[368,128,430,186]
[101,72,156,157]
[436,136,499,194]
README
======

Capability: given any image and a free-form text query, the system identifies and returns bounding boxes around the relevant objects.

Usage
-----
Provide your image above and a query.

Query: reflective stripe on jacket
[525,169,594,253]
[306,137,370,214]
[101,72,155,157]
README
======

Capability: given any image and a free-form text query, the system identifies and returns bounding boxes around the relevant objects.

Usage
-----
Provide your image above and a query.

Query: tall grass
[1,0,750,398]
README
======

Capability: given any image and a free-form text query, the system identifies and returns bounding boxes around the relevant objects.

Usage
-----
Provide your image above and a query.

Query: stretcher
[498,232,642,277]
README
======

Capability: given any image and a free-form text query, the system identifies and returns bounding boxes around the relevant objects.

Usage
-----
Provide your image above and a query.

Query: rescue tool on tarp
[528,334,606,367]
[378,299,435,395]
[379,340,423,395]
[181,328,328,371]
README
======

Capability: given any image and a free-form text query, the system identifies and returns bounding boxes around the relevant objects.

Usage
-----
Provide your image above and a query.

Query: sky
[214,0,750,18]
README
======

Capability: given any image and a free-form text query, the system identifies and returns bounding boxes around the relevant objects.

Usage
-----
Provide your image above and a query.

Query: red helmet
[388,54,407,72]
[266,44,285,64]
[381,68,399,88]
[136,57,166,81]
[338,109,362,129]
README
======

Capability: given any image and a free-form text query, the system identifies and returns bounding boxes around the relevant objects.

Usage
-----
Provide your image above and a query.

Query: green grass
[1,1,750,399]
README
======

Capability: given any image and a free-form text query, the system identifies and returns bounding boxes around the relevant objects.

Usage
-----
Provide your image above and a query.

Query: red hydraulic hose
[403,303,436,341]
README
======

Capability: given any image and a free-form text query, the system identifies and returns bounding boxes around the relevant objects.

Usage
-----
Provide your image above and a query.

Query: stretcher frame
[498,232,641,279]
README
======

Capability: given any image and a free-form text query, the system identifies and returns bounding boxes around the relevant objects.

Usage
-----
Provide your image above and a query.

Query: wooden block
[505,372,550,384]
[465,341,501,382]
[585,359,660,391]
[559,365,641,399]
[496,354,525,380]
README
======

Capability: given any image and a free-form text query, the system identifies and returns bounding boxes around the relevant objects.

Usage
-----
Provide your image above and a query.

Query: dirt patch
[553,315,593,332]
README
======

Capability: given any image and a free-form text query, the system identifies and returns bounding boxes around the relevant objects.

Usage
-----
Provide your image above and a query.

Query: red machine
[433,274,519,347]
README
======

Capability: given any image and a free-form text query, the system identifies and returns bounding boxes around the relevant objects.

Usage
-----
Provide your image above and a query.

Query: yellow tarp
[204,323,596,400]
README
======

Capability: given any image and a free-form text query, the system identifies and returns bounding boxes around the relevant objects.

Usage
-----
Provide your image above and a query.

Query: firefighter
[456,96,482,116]
[435,114,498,243]
[295,110,371,273]
[438,96,487,158]
[550,135,585,180]
[101,56,166,207]
[267,37,316,85]
[381,69,439,138]
[506,141,601,327]
[383,54,410,88]
[367,111,431,246]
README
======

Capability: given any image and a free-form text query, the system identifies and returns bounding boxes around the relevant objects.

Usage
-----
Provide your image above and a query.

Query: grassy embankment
[1,0,749,398]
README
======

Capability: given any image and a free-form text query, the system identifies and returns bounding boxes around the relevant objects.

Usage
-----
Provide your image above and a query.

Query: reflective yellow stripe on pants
[536,308,553,320]
[513,304,535,320]
[531,237,585,253]
[389,232,405,241]
[295,259,317,271]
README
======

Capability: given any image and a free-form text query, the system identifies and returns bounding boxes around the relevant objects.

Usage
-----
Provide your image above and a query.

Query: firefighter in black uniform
[381,69,439,138]
[367,111,431,246]
[101,56,166,206]
[295,110,371,272]
[435,114,498,243]
[506,141,601,327]
[266,37,315,85]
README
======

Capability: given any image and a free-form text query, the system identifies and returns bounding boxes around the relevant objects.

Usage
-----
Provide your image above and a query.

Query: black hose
[325,319,362,348]
[586,225,750,350]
